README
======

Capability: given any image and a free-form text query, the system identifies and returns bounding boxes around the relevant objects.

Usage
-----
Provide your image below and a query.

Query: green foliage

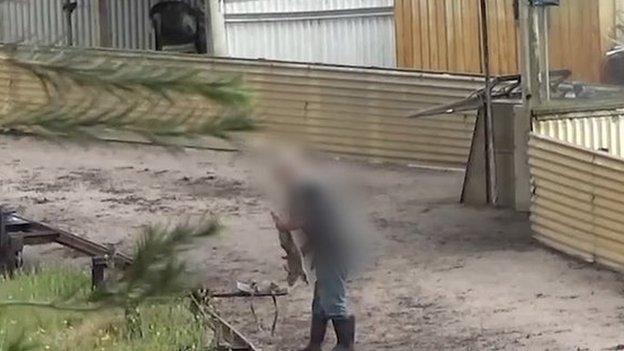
[0,46,255,143]
[0,217,220,350]
[0,217,221,312]
[91,218,222,307]
[0,269,206,351]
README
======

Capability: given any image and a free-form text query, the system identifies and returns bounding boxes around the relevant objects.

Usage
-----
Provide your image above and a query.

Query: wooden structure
[395,0,620,82]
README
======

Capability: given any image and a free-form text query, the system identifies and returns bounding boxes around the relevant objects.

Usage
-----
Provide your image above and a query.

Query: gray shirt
[288,179,353,268]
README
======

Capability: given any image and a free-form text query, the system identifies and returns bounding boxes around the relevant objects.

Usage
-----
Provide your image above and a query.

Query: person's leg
[317,266,355,351]
[331,315,355,351]
[302,282,329,351]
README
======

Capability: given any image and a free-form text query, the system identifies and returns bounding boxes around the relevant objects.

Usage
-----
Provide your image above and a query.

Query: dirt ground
[2,136,624,351]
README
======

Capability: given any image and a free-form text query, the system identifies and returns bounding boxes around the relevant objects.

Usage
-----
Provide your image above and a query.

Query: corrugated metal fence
[529,133,624,271]
[533,106,624,159]
[0,0,99,46]
[0,0,396,67]
[0,0,202,49]
[0,46,480,167]
[224,0,396,67]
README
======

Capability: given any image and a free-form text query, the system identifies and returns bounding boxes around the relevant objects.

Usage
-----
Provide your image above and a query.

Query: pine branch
[0,46,256,143]
[0,217,222,311]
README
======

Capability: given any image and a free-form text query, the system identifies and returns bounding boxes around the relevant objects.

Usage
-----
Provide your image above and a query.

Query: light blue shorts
[312,264,349,318]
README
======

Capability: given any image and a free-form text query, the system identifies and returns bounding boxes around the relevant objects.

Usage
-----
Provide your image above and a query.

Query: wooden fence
[395,0,618,82]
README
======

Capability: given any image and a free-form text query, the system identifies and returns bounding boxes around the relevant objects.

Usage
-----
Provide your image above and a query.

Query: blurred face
[273,162,297,186]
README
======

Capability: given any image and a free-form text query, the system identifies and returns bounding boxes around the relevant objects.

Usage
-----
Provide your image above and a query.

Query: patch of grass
[0,268,207,351]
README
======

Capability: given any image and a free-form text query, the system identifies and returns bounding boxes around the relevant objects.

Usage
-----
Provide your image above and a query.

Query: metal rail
[7,213,133,266]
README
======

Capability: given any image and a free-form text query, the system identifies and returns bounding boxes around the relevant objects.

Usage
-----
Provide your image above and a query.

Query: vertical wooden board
[420,0,431,69]
[395,0,405,67]
[435,0,448,71]
[583,0,601,81]
[454,0,466,72]
[567,0,584,79]
[500,0,519,74]
[411,0,423,69]
[598,0,616,55]
[560,0,573,72]
[486,0,501,75]
[550,0,608,82]
[445,0,456,72]
[589,0,603,82]
[427,0,439,70]
[403,0,414,68]
[548,0,565,71]
[466,0,483,74]
[598,0,617,81]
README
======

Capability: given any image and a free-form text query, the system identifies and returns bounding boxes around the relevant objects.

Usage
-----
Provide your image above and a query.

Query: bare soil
[2,136,624,351]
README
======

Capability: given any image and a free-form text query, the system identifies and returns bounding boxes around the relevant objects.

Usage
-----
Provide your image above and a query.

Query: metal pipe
[203,0,214,55]
[480,0,497,205]
[63,0,73,46]
[538,6,550,101]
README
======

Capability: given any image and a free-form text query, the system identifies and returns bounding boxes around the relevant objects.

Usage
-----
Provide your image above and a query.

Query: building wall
[395,0,620,82]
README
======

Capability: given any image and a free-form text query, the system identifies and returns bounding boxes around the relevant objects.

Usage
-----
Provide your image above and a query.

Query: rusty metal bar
[9,215,132,267]
[11,215,133,266]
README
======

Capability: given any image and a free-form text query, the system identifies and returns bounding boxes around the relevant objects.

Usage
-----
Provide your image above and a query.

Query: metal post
[63,0,75,46]
[480,0,497,205]
[537,6,550,101]
[520,1,539,106]
[91,256,107,289]
[203,0,215,55]
[0,207,7,250]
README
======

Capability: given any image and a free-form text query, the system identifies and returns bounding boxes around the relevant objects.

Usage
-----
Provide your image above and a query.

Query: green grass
[0,268,208,351]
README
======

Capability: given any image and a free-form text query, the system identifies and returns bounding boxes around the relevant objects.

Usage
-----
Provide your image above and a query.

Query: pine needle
[0,217,222,311]
[0,46,256,143]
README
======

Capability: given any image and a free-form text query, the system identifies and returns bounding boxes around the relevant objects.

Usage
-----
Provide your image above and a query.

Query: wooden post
[63,0,74,46]
[98,0,112,47]
[519,1,541,107]
[537,6,550,101]
[480,0,497,205]
[91,256,107,289]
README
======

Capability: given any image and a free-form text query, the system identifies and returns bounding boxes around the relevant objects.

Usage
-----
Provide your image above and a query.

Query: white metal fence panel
[0,0,397,68]
[224,0,393,13]
[533,107,624,159]
[223,0,396,67]
[0,0,99,46]
[0,0,202,49]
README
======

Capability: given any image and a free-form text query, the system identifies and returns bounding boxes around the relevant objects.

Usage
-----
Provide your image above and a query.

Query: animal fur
[277,228,309,286]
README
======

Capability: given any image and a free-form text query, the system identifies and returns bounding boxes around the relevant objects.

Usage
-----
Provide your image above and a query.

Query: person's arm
[271,212,303,232]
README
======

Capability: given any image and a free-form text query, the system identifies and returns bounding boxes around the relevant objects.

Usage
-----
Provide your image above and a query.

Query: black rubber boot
[331,315,355,351]
[301,314,329,351]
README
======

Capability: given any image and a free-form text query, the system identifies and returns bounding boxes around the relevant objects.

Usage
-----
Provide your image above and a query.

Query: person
[271,157,357,351]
